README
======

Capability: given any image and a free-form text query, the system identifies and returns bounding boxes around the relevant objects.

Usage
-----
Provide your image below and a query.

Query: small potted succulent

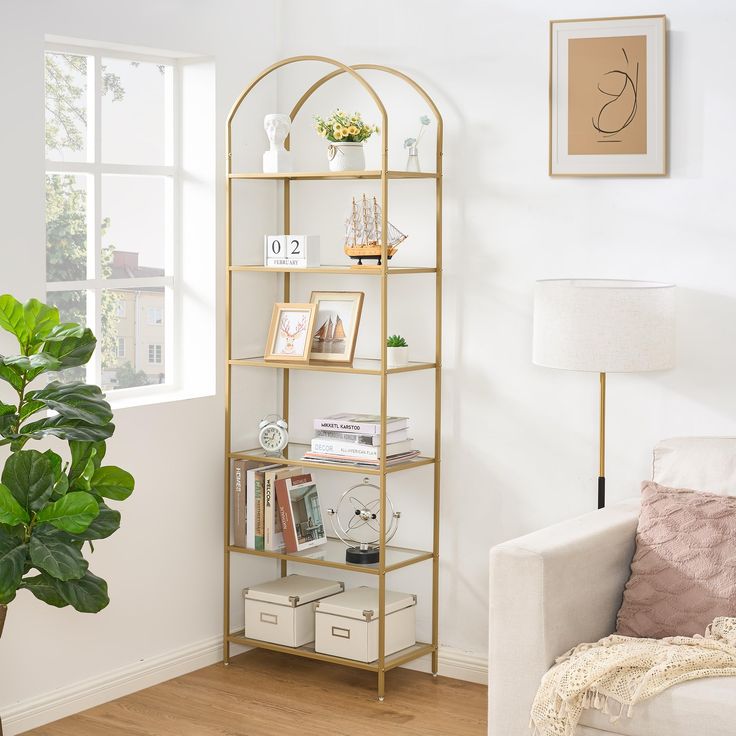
[386,335,409,368]
[314,109,379,172]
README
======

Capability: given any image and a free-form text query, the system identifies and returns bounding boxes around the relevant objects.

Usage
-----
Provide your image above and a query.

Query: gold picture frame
[549,15,667,176]
[308,291,364,364]
[264,303,317,363]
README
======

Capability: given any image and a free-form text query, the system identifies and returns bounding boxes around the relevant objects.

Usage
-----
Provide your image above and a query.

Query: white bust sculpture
[262,113,292,173]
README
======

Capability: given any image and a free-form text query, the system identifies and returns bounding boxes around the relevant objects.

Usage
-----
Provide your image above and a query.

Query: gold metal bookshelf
[224,56,442,700]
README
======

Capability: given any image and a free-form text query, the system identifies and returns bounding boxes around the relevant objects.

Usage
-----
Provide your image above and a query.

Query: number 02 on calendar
[264,235,320,268]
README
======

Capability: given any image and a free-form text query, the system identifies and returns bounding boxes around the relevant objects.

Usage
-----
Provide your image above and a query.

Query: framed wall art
[309,291,364,364]
[549,15,666,176]
[264,303,317,363]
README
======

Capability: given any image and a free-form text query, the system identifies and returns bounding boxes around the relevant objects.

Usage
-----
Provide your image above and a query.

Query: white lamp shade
[533,279,676,373]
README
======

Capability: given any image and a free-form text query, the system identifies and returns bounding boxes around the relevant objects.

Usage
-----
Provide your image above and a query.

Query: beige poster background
[568,35,647,155]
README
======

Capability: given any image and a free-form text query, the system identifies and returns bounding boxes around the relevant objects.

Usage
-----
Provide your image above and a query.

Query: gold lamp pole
[598,372,606,509]
[533,279,676,510]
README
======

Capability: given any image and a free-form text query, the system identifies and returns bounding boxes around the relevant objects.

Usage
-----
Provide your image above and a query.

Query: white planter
[327,142,365,172]
[387,346,409,368]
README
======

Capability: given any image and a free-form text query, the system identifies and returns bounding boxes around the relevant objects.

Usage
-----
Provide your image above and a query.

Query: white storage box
[314,586,417,663]
[244,574,344,647]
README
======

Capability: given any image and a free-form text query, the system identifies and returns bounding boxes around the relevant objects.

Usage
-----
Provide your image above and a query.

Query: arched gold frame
[223,56,442,700]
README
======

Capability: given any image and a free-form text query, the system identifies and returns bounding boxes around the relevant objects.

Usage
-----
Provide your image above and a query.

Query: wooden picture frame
[264,303,317,363]
[549,15,666,176]
[308,291,364,364]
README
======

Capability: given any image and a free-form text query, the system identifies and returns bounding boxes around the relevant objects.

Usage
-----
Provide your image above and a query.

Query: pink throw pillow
[616,481,736,638]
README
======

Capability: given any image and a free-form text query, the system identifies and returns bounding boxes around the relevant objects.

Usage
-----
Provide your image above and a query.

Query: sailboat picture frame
[309,291,364,364]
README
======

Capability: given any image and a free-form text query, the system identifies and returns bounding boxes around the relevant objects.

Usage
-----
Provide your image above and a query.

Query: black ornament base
[346,546,379,564]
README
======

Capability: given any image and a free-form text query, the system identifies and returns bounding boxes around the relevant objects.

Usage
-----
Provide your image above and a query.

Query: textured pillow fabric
[616,481,736,639]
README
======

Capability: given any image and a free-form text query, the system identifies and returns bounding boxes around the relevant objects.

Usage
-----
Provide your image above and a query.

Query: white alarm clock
[258,414,289,456]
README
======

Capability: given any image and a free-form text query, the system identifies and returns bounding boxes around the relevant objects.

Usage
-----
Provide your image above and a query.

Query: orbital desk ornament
[327,477,401,564]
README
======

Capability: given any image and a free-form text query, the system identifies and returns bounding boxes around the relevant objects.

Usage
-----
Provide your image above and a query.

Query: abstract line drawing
[592,47,639,142]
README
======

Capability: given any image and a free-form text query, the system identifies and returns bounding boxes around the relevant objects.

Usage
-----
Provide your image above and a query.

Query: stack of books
[303,413,420,467]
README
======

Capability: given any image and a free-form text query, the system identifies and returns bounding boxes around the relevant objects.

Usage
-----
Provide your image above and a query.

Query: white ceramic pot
[387,346,409,368]
[327,142,365,172]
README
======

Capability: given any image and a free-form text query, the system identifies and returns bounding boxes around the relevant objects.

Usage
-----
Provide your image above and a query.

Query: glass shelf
[229,443,435,476]
[229,170,438,181]
[229,537,433,574]
[229,264,436,275]
[229,356,437,375]
[226,632,434,673]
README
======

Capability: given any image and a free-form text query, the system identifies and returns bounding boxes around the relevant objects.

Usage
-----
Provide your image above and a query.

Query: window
[45,43,176,394]
[148,344,162,364]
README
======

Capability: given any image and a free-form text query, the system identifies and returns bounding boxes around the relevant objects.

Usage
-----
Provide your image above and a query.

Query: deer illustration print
[279,314,307,354]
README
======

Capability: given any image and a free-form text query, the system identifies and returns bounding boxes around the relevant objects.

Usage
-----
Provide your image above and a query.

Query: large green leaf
[19,415,115,444]
[0,361,23,391]
[0,483,30,526]
[43,449,69,498]
[0,402,17,435]
[2,449,55,513]
[48,570,110,613]
[91,466,134,501]
[42,328,96,369]
[0,294,30,347]
[43,323,85,342]
[0,535,28,604]
[36,491,98,534]
[23,299,59,350]
[29,527,88,581]
[70,501,120,541]
[22,573,69,608]
[68,441,98,490]
[30,381,112,426]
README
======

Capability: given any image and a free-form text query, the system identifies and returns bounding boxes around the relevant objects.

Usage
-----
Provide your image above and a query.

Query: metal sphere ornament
[327,477,401,564]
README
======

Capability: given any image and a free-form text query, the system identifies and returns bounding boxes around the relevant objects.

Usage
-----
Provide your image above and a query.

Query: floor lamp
[532,279,676,509]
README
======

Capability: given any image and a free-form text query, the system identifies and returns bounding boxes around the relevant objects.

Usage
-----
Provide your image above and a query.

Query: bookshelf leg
[223,639,230,666]
[432,649,439,676]
[377,669,385,701]
[280,559,287,577]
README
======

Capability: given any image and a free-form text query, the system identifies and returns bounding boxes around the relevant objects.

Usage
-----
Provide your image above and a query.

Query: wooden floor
[24,649,487,736]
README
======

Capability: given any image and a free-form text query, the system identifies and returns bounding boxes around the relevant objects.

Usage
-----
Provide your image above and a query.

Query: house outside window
[148,343,162,364]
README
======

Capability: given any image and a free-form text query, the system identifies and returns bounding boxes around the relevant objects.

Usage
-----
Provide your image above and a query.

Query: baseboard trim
[403,646,488,685]
[2,634,223,736]
[2,639,487,734]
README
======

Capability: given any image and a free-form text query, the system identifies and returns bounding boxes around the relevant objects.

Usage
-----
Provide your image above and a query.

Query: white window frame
[116,336,126,358]
[44,41,179,403]
[147,306,163,325]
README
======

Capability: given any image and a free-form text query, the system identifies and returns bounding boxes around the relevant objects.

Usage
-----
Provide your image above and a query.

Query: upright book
[275,473,327,553]
[246,462,282,550]
[232,459,247,548]
[263,465,303,551]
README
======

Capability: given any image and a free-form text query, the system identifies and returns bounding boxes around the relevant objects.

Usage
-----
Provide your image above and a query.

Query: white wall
[275,0,736,658]
[0,0,277,731]
[3,0,736,728]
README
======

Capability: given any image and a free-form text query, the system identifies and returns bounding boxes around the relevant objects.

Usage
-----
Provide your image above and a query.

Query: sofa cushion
[579,676,736,736]
[616,481,736,638]
[653,437,736,496]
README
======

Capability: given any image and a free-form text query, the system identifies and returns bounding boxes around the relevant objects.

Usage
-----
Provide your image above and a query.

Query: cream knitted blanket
[530,617,736,736]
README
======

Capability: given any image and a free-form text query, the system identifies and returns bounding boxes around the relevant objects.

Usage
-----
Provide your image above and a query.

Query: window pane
[46,289,87,383]
[101,288,165,391]
[45,52,89,162]
[102,175,167,278]
[46,174,89,282]
[101,58,170,165]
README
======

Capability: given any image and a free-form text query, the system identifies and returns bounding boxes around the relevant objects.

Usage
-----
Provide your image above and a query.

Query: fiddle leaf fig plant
[0,294,133,614]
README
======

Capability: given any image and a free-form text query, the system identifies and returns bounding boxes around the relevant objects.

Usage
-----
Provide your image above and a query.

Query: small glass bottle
[405,145,420,173]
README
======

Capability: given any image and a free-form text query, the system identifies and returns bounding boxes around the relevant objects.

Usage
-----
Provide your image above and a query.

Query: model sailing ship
[344,194,407,266]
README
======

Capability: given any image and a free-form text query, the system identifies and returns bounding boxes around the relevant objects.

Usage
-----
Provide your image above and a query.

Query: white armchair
[488,438,736,736]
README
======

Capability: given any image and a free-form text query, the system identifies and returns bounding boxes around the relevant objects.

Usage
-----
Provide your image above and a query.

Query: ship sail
[332,316,346,340]
[314,319,329,341]
[326,317,334,340]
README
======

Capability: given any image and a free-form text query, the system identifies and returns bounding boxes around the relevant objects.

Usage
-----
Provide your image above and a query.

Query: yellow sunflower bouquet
[314,109,379,143]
